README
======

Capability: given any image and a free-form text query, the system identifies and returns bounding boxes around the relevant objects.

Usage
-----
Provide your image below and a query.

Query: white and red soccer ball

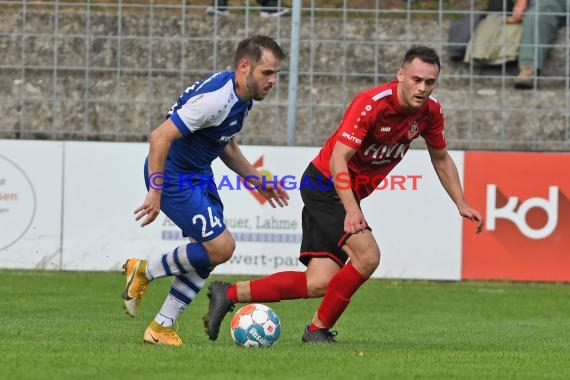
[230,303,281,348]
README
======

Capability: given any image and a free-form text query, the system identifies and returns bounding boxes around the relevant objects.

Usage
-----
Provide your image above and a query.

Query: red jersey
[311,80,446,200]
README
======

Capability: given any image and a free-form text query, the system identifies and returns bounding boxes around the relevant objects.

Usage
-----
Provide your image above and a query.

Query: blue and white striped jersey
[163,71,252,176]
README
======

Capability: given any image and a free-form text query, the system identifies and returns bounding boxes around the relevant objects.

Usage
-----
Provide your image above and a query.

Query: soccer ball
[230,303,281,348]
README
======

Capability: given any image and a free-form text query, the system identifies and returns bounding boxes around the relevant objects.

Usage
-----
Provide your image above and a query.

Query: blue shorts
[144,162,226,242]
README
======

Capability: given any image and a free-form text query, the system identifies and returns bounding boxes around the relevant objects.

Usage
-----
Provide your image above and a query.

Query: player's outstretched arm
[427,145,484,234]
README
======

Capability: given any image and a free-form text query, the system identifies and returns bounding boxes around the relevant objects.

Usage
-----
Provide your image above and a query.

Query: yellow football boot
[121,259,149,317]
[143,321,183,346]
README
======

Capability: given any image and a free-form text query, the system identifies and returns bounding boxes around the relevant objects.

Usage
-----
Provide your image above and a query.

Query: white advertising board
[208,146,317,276]
[210,147,462,280]
[0,140,63,269]
[60,142,462,279]
[61,141,166,271]
[60,143,315,272]
[1,140,463,280]
[363,149,464,280]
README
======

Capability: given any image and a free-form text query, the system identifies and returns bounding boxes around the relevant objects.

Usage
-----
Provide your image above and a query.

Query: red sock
[226,284,238,304]
[308,323,322,332]
[249,271,308,302]
[225,272,307,304]
[316,262,367,328]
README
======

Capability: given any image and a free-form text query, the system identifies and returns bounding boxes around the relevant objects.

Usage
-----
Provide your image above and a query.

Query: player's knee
[355,253,380,277]
[306,275,330,297]
[207,247,234,266]
[216,240,235,264]
[225,238,236,257]
[204,233,236,265]
[217,248,234,264]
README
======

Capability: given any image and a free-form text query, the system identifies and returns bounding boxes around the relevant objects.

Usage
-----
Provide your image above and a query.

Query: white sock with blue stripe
[154,271,208,327]
[147,242,212,327]
[146,243,211,280]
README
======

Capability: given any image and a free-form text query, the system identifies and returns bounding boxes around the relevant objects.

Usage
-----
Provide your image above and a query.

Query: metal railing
[0,0,568,150]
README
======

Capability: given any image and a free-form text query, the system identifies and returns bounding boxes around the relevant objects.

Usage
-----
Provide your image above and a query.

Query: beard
[246,72,269,101]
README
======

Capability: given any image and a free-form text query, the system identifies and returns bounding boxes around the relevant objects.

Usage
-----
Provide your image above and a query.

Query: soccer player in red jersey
[204,46,484,343]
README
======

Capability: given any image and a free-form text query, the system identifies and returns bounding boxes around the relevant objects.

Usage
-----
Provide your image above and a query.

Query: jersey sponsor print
[312,81,445,200]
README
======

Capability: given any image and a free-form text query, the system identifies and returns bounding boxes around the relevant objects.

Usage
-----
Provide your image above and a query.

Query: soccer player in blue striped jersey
[121,35,290,346]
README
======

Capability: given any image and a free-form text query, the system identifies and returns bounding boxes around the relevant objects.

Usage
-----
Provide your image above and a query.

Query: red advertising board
[462,152,570,281]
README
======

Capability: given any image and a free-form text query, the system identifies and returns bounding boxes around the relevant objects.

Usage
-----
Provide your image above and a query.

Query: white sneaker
[204,6,230,17]
[260,7,291,18]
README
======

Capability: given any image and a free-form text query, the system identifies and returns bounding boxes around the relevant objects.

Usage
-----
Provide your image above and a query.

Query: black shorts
[299,163,363,268]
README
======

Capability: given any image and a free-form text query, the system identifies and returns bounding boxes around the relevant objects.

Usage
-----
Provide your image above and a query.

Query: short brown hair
[234,35,286,67]
[402,46,441,72]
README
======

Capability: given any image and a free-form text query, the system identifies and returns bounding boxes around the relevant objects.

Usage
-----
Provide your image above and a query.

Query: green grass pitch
[0,270,569,380]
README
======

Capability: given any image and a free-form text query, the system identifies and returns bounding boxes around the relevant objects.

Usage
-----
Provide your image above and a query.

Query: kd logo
[486,184,559,239]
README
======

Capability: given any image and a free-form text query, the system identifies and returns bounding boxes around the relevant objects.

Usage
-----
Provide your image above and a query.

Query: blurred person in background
[120,35,289,346]
[506,0,533,24]
[448,0,532,62]
[203,46,484,344]
[514,0,568,89]
[463,0,534,66]
[205,0,290,17]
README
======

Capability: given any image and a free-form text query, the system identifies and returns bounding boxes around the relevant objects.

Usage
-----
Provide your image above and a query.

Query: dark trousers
[212,1,281,10]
